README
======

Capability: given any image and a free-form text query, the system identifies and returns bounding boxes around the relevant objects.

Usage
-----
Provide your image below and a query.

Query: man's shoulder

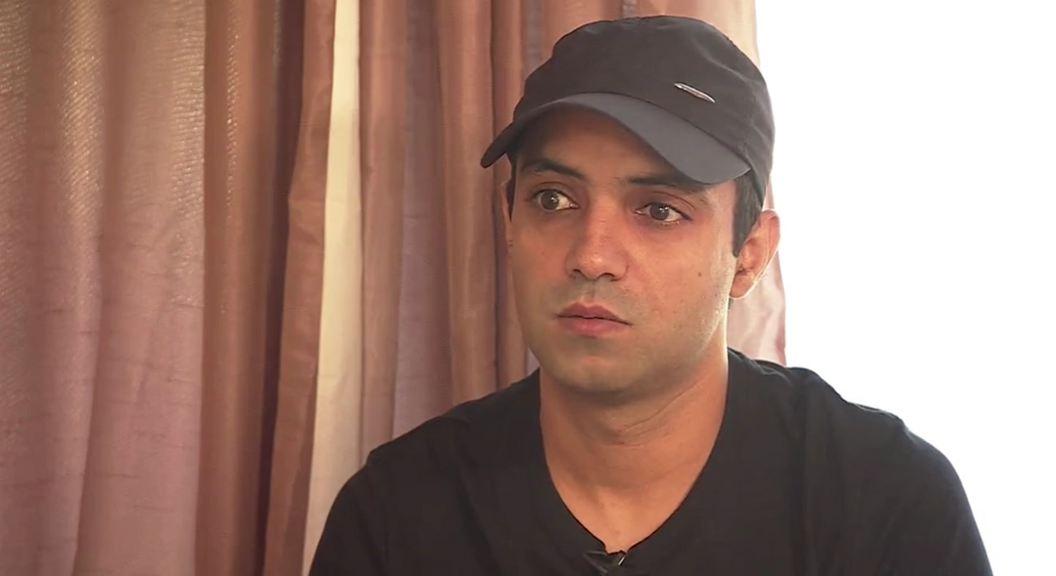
[733,352,991,574]
[364,372,539,476]
[732,351,963,517]
[734,350,916,455]
[310,376,542,576]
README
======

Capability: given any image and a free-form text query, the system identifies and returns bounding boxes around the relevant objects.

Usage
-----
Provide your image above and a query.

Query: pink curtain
[0,0,333,574]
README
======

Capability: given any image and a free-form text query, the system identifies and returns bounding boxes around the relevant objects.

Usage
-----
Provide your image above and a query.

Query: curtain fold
[434,2,500,405]
[262,0,338,572]
[359,0,409,461]
[491,0,529,388]
[299,0,359,572]
[0,1,332,574]
[197,0,286,572]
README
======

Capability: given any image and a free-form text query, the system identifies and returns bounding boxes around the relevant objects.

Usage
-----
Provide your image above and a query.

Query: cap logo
[674,82,715,103]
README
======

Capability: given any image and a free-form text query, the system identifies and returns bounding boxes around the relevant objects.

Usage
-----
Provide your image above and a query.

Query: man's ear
[730,209,781,300]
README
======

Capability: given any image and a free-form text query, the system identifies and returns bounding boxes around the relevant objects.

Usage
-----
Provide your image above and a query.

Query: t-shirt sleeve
[854,429,993,576]
[308,466,389,576]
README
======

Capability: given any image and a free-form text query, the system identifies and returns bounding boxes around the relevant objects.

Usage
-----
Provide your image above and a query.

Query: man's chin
[538,355,643,399]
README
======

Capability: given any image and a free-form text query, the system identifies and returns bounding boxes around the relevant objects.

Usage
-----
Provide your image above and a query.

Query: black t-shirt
[309,350,992,575]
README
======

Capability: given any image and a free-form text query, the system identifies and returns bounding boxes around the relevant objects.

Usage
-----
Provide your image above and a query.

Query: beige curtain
[0,0,335,575]
[356,0,786,462]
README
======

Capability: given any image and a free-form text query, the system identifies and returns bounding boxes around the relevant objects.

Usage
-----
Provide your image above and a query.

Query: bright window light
[756,1,1056,574]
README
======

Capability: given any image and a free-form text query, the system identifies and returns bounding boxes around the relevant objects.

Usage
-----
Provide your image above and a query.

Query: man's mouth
[557,302,629,325]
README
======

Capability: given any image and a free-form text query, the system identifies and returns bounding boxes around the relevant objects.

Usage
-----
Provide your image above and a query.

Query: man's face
[506,108,750,400]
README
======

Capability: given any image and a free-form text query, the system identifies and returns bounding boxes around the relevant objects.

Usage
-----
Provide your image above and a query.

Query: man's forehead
[515,154,717,200]
[515,114,711,190]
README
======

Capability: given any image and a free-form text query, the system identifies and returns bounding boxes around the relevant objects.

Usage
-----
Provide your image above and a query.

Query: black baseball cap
[480,15,775,203]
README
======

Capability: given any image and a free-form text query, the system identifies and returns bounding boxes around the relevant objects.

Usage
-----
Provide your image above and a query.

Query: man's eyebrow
[518,156,714,194]
[519,157,587,181]
[625,172,712,194]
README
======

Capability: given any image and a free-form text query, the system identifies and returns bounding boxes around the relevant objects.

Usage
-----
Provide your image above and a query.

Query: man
[310,16,992,576]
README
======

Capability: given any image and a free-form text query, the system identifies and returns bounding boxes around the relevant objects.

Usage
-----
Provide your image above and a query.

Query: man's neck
[538,352,730,497]
[536,351,730,551]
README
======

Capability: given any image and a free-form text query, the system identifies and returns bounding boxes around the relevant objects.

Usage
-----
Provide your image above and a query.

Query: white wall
[755,1,1056,573]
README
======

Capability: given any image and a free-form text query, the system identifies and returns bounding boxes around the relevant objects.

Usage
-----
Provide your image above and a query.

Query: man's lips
[556,303,629,325]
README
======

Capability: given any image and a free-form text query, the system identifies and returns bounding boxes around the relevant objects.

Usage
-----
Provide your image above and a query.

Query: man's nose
[564,203,629,282]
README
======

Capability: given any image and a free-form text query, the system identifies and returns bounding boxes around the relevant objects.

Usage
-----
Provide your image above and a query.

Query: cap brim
[480,93,749,185]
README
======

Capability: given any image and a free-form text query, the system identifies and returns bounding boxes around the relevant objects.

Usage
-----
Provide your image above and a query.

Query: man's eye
[533,189,575,211]
[640,202,686,223]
